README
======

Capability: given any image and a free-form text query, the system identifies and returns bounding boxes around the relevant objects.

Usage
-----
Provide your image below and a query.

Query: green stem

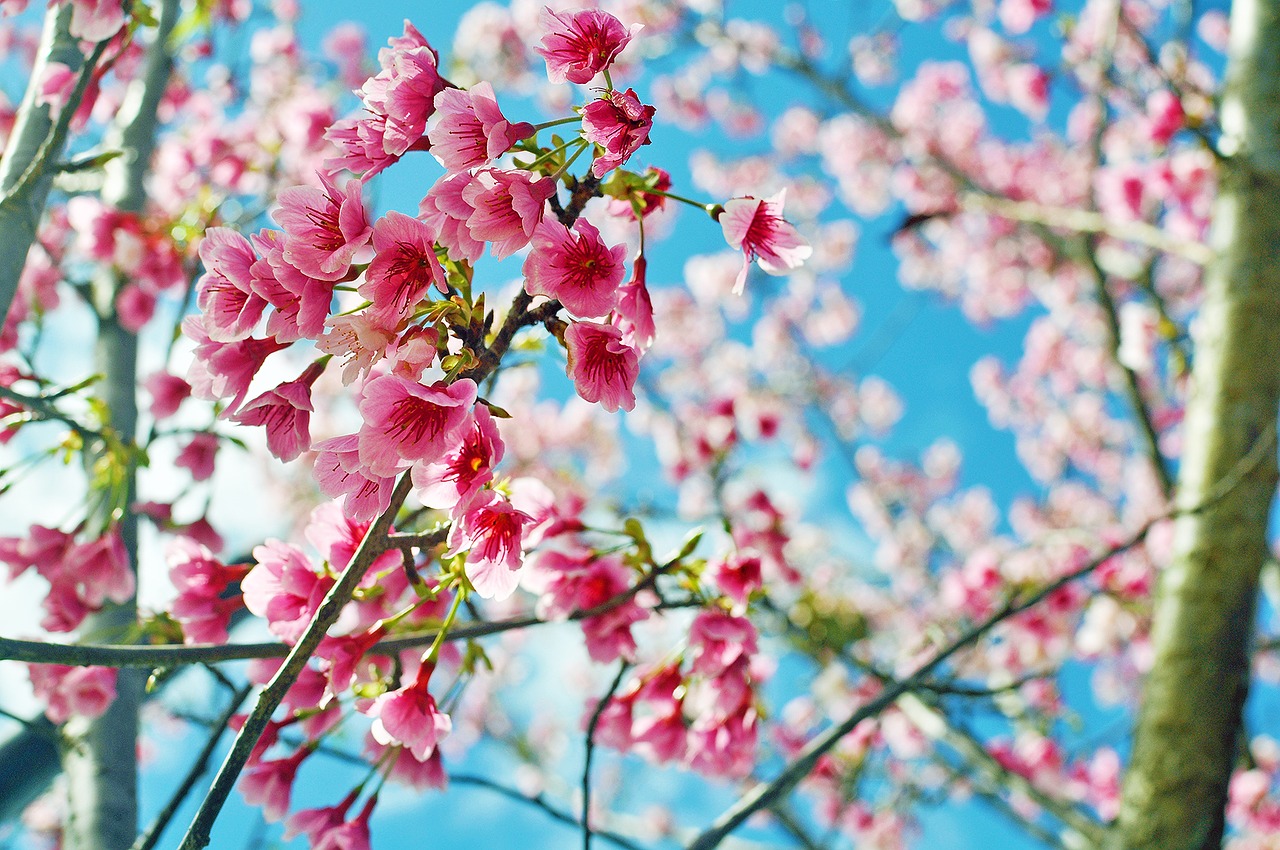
[424,587,466,663]
[551,141,591,182]
[532,115,582,132]
[646,187,716,213]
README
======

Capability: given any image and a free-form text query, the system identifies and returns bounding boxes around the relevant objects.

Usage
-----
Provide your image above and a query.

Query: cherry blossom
[523,217,626,318]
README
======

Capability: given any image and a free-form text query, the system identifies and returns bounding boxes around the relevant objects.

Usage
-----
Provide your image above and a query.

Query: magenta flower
[183,316,287,414]
[412,404,505,510]
[144,371,191,420]
[428,82,534,173]
[463,168,556,260]
[239,747,311,822]
[313,435,398,522]
[357,375,477,476]
[419,171,487,263]
[523,217,626,318]
[358,211,447,328]
[581,88,655,178]
[448,490,535,600]
[369,662,452,761]
[284,790,356,844]
[196,227,267,342]
[380,46,448,156]
[249,229,336,342]
[708,551,763,607]
[229,361,323,462]
[688,610,758,677]
[168,539,248,645]
[536,7,638,85]
[28,664,117,725]
[718,190,813,294]
[564,321,640,413]
[175,432,219,482]
[241,540,335,644]
[612,254,654,353]
[324,115,402,182]
[274,173,372,282]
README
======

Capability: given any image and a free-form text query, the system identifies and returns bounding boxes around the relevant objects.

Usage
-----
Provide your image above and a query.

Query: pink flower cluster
[0,525,133,633]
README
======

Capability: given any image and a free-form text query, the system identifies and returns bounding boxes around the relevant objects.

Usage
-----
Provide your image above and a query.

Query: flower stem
[532,115,582,132]
[425,587,466,663]
[647,187,716,213]
[551,140,591,182]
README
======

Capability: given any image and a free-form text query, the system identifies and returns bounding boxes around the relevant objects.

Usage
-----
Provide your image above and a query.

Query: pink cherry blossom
[535,7,638,85]
[313,435,399,522]
[357,375,477,476]
[69,0,126,41]
[581,88,655,177]
[613,254,655,353]
[708,551,763,607]
[447,490,535,600]
[718,190,812,293]
[28,664,116,724]
[369,662,452,761]
[239,746,311,822]
[428,82,534,173]
[168,539,248,644]
[175,432,219,482]
[358,211,447,328]
[229,360,323,462]
[564,321,639,413]
[379,45,448,156]
[241,540,335,643]
[249,229,336,342]
[523,217,626,318]
[196,227,267,342]
[463,168,555,260]
[318,313,396,385]
[144,371,191,420]
[285,789,356,843]
[183,316,288,414]
[412,404,504,509]
[312,796,375,850]
[274,173,372,281]
[419,171,486,262]
[688,610,758,676]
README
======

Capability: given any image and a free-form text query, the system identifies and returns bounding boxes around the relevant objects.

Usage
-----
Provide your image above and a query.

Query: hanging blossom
[358,211,448,329]
[565,321,640,413]
[535,6,640,85]
[413,404,505,510]
[356,375,478,476]
[718,190,813,293]
[368,660,452,761]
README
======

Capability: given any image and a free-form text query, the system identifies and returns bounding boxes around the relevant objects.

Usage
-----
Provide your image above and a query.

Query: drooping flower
[241,540,335,644]
[313,435,399,522]
[428,82,534,173]
[581,88,655,177]
[168,539,249,644]
[564,321,639,413]
[359,212,447,328]
[239,746,311,822]
[535,7,638,85]
[612,254,654,353]
[274,173,372,281]
[175,432,220,482]
[379,45,449,156]
[523,217,626,318]
[369,661,452,761]
[412,404,505,509]
[717,190,812,294]
[249,229,336,342]
[463,168,556,260]
[184,317,288,415]
[196,227,267,342]
[357,375,477,476]
[27,664,116,725]
[229,360,324,462]
[447,490,535,600]
[419,171,487,263]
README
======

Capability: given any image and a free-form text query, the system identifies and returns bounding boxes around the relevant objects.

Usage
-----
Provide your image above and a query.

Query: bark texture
[0,4,82,325]
[1113,0,1280,846]
[61,3,179,849]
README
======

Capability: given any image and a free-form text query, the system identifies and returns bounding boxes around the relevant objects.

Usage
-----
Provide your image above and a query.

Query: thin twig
[130,683,252,850]
[582,662,631,850]
[451,773,646,850]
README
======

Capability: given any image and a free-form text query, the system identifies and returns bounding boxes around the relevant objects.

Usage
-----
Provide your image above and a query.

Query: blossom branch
[176,472,414,850]
[684,521,1160,850]
[582,661,631,850]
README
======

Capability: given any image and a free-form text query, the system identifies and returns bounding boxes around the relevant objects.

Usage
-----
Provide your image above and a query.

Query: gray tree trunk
[62,3,179,849]
[1113,0,1280,846]
[0,4,82,325]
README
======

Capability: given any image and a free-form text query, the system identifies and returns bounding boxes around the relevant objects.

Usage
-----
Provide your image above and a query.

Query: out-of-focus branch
[0,4,99,326]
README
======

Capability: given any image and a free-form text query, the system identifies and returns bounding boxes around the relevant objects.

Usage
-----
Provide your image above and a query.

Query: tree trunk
[1113,0,1280,846]
[62,3,179,849]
